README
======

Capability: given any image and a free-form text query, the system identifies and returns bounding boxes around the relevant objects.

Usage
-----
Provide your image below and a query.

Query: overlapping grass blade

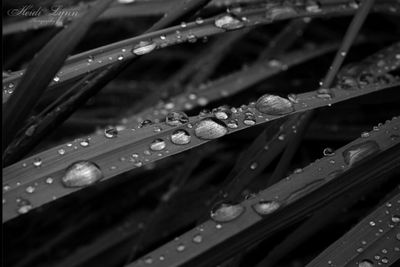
[307,189,400,267]
[2,78,398,222]
[127,116,400,267]
[2,0,114,152]
[4,1,397,101]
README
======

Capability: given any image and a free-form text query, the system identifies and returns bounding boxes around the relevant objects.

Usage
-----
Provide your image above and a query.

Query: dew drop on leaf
[139,119,153,128]
[25,186,35,194]
[150,139,166,151]
[342,141,380,167]
[165,111,189,126]
[214,14,244,30]
[33,157,42,167]
[170,129,191,145]
[17,198,32,214]
[61,161,103,188]
[243,113,256,126]
[323,147,335,156]
[316,88,333,99]
[45,177,54,184]
[391,215,400,223]
[194,118,228,140]
[192,234,203,243]
[210,202,245,222]
[255,94,294,115]
[176,244,185,252]
[104,127,118,138]
[227,119,238,129]
[132,41,156,56]
[213,106,231,120]
[252,200,280,215]
[358,260,374,267]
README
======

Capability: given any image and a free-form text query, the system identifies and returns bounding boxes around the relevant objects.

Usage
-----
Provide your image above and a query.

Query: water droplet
[139,119,153,128]
[195,17,204,24]
[361,132,370,138]
[25,186,35,194]
[243,113,256,126]
[227,119,238,129]
[62,161,103,188]
[252,200,280,215]
[45,177,54,184]
[150,139,166,151]
[323,147,335,156]
[143,257,153,264]
[53,76,60,82]
[176,244,185,252]
[306,1,322,13]
[391,215,400,223]
[210,202,245,222]
[171,129,191,145]
[117,55,124,61]
[316,88,333,99]
[255,94,294,115]
[132,41,156,56]
[343,141,380,167]
[166,111,189,126]
[214,106,231,120]
[58,149,66,155]
[3,184,11,191]
[214,14,244,30]
[287,93,299,103]
[79,138,90,147]
[250,162,258,170]
[194,118,228,140]
[192,234,203,243]
[104,127,118,138]
[358,260,374,267]
[33,158,42,167]
[17,203,32,214]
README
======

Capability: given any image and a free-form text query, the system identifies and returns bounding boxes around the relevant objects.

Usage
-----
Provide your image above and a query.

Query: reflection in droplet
[62,161,103,188]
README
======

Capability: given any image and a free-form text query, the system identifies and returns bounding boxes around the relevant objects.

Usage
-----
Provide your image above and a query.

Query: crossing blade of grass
[258,18,310,61]
[1,0,114,153]
[255,165,396,267]
[125,43,339,127]
[4,1,395,99]
[267,0,374,187]
[307,189,400,267]
[3,65,119,165]
[321,0,375,89]
[126,29,250,117]
[127,116,400,267]
[2,79,398,222]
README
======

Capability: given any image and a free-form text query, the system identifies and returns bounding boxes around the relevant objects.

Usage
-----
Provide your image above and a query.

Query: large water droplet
[150,139,166,151]
[132,41,156,56]
[194,118,228,140]
[214,14,244,30]
[166,111,189,126]
[62,161,103,188]
[255,94,294,115]
[213,106,231,120]
[343,141,380,167]
[358,260,374,267]
[252,200,280,215]
[210,202,245,222]
[170,129,191,145]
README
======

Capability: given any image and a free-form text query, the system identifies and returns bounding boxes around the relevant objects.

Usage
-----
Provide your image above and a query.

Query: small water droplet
[227,119,238,129]
[79,138,90,147]
[132,41,157,56]
[194,118,228,140]
[33,158,42,167]
[139,119,153,128]
[170,129,191,145]
[361,132,370,138]
[255,94,294,115]
[195,17,204,24]
[45,177,54,184]
[166,111,189,126]
[25,186,35,194]
[176,244,185,252]
[252,200,280,215]
[214,14,244,30]
[62,161,103,188]
[210,202,245,222]
[316,88,333,99]
[250,162,258,170]
[192,234,203,243]
[150,139,166,151]
[53,76,60,82]
[58,149,66,155]
[391,215,400,223]
[323,147,335,156]
[214,106,231,120]
[104,127,118,138]
[3,185,11,191]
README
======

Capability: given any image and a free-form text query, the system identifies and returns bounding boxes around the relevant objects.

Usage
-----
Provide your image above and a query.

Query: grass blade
[2,79,398,222]
[2,0,114,152]
[307,189,400,267]
[127,116,400,267]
